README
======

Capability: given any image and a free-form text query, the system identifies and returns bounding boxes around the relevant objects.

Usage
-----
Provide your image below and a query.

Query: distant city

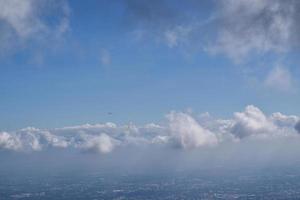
[2,167,300,199]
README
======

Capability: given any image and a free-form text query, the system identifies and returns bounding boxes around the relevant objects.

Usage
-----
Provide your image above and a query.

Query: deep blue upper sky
[0,0,299,130]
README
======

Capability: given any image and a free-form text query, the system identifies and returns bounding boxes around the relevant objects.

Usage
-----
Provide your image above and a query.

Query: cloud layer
[1,105,299,154]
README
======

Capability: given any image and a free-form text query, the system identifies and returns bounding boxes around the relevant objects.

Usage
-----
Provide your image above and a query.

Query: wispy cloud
[264,65,295,92]
[124,0,300,63]
[0,0,70,55]
[99,49,111,66]
[124,0,213,50]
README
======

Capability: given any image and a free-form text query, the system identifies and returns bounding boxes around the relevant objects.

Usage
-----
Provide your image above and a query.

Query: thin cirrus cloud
[264,66,294,92]
[99,49,111,66]
[124,0,213,49]
[0,105,299,154]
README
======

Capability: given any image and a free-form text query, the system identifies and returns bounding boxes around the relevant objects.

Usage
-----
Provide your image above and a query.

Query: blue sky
[0,0,300,130]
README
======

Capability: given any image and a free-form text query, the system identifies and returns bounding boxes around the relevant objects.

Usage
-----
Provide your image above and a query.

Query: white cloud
[0,0,70,53]
[211,0,296,62]
[0,105,299,154]
[125,0,300,64]
[0,0,42,38]
[231,105,276,138]
[0,132,22,151]
[270,112,299,128]
[231,105,299,139]
[264,66,294,92]
[80,133,117,154]
[166,111,218,149]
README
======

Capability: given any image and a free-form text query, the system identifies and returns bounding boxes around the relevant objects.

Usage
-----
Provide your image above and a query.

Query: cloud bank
[1,105,299,154]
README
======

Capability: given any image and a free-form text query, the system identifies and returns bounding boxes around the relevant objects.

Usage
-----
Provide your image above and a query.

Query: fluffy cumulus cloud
[0,132,22,151]
[0,105,299,154]
[167,111,218,148]
[230,105,300,140]
[231,105,276,138]
[0,0,70,54]
[271,112,299,128]
[80,133,117,154]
